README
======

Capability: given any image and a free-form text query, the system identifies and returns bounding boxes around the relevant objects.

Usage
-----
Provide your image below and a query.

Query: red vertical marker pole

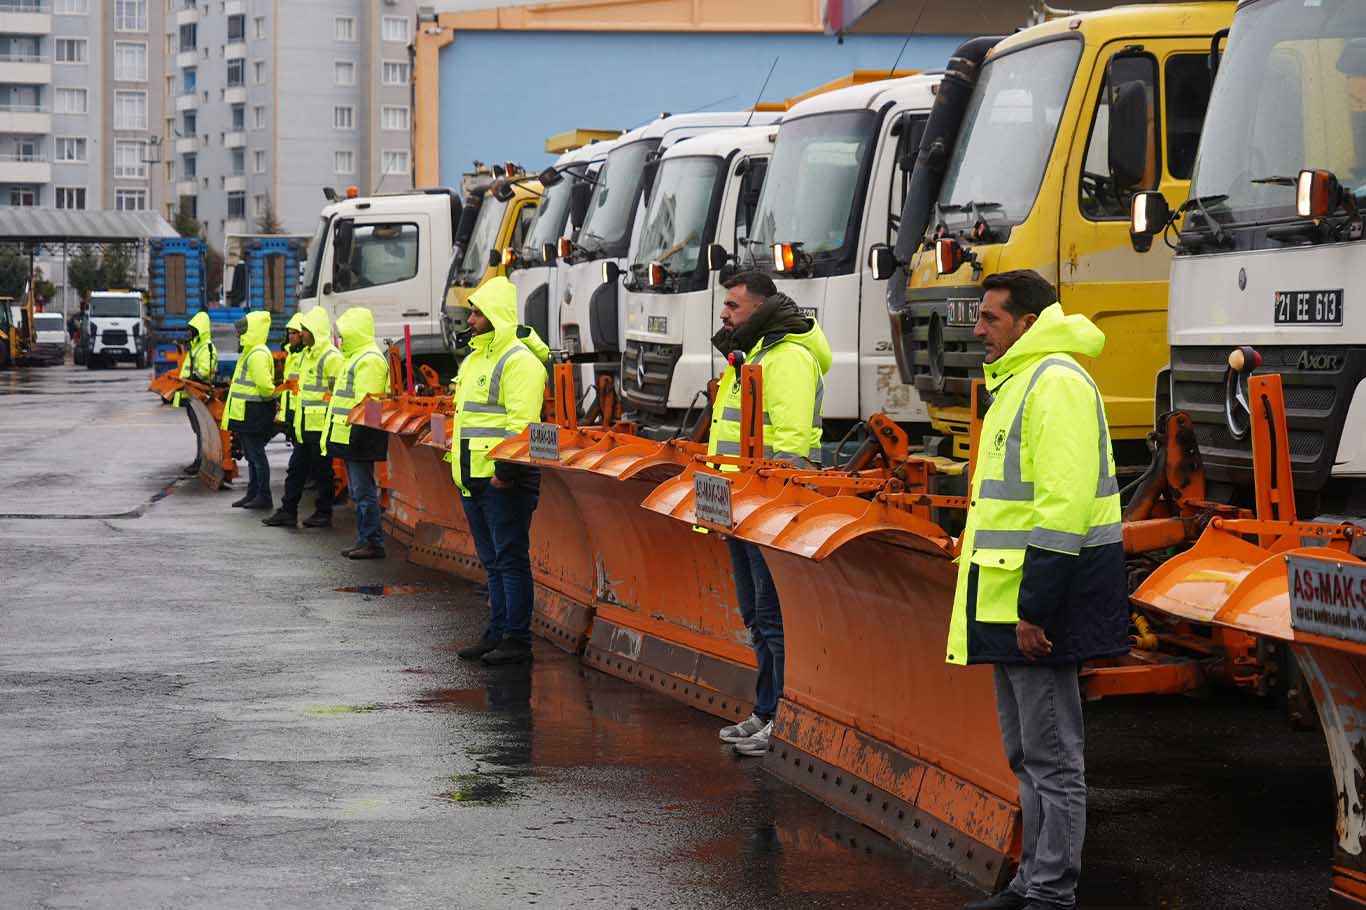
[403,323,415,394]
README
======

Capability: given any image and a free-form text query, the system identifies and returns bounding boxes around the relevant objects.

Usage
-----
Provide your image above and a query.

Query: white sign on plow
[693,472,733,529]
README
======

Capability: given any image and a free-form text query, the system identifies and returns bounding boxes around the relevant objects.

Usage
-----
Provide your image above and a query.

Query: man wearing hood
[951,271,1127,910]
[265,306,341,529]
[449,276,548,667]
[274,312,307,441]
[175,309,218,476]
[709,271,831,758]
[323,306,390,559]
[219,310,277,510]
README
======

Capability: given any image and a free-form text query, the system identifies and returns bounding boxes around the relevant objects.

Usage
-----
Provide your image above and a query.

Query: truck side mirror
[705,243,729,272]
[641,159,660,201]
[1128,191,1170,252]
[569,181,593,231]
[868,244,896,281]
[538,166,563,187]
[1106,54,1158,193]
[487,248,502,268]
[331,219,355,291]
[491,179,515,203]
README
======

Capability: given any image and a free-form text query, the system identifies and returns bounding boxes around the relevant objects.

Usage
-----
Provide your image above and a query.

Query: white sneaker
[733,721,773,757]
[719,713,766,743]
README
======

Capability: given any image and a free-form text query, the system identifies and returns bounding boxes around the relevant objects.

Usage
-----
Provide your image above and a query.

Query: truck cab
[82,291,147,369]
[619,126,775,429]
[891,3,1232,459]
[300,188,461,375]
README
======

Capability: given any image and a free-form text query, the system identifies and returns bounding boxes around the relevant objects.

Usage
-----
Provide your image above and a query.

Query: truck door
[321,213,433,346]
[1057,40,1214,440]
[859,108,928,422]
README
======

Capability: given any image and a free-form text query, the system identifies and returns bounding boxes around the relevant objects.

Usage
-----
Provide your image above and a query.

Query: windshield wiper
[1176,194,1230,249]
[938,200,1002,214]
[1250,175,1297,187]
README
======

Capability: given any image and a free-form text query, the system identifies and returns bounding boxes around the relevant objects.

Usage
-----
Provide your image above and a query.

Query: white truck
[79,291,147,369]
[730,74,941,431]
[555,111,783,391]
[619,126,776,431]
[1127,0,1366,517]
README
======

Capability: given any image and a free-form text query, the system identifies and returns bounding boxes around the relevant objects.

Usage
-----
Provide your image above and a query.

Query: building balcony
[0,156,50,184]
[175,92,197,112]
[0,59,50,85]
[174,6,197,26]
[225,218,247,234]
[224,86,245,105]
[0,106,50,134]
[176,49,197,69]
[224,175,245,192]
[223,130,244,148]
[175,179,196,197]
[0,6,52,36]
[224,41,245,59]
[175,136,196,154]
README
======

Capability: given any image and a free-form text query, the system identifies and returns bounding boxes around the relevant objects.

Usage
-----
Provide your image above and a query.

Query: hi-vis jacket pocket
[970,547,1025,624]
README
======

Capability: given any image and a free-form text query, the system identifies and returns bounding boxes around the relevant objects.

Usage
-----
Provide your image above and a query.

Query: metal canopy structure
[0,208,178,255]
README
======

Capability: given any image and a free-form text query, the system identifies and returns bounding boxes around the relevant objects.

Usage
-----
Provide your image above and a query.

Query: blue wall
[437,30,967,185]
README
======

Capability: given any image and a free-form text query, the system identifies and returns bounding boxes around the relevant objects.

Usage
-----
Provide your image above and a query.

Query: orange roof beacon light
[345,185,359,199]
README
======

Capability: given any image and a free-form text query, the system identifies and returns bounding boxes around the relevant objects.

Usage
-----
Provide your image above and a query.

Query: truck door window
[887,112,928,246]
[733,157,767,254]
[510,202,537,252]
[1164,54,1213,180]
[336,222,419,292]
[1079,52,1160,220]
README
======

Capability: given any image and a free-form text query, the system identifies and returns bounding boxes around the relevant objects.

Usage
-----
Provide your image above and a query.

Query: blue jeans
[461,477,539,643]
[726,537,784,721]
[240,433,269,502]
[346,460,383,548]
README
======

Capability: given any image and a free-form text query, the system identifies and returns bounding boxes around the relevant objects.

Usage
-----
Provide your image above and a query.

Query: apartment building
[0,0,165,212]
[163,0,416,249]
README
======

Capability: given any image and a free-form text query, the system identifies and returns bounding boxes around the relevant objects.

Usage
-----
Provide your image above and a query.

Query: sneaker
[241,496,273,511]
[261,509,297,527]
[719,713,766,743]
[733,721,773,757]
[346,544,386,560]
[480,638,533,666]
[340,546,358,557]
[456,637,501,661]
[301,511,332,528]
[231,494,253,508]
[963,889,1028,910]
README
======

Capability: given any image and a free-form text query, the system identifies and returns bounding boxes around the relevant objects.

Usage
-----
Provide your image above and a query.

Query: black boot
[480,638,533,666]
[241,495,273,511]
[182,462,200,477]
[231,493,253,508]
[261,509,297,527]
[346,543,386,560]
[301,511,332,528]
[963,889,1027,910]
[456,637,501,661]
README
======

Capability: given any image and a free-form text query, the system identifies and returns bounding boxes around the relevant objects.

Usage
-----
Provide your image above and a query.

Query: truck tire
[73,346,85,365]
[86,355,100,370]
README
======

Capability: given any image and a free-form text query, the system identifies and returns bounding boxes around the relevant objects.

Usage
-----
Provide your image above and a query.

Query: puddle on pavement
[414,687,491,711]
[443,770,522,805]
[305,703,377,715]
[335,584,431,596]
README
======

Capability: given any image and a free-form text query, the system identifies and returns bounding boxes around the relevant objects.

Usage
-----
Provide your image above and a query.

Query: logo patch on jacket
[993,428,1007,452]
[477,375,487,388]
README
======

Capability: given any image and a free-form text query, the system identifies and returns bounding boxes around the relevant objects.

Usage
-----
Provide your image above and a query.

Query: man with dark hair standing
[952,269,1128,910]
[711,270,831,757]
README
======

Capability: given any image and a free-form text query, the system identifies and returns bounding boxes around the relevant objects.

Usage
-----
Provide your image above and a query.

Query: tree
[174,200,201,239]
[254,195,284,234]
[0,246,29,300]
[32,267,56,306]
[100,245,134,289]
[68,247,103,302]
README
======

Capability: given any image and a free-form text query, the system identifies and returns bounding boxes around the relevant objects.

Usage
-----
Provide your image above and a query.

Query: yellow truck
[877,2,1234,462]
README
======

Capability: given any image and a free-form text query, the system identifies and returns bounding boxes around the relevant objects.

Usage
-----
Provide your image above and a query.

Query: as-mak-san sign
[1287,555,1366,645]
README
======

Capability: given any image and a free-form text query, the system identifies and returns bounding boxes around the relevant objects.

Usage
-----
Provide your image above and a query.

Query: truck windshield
[1188,0,1366,229]
[578,139,658,255]
[458,194,508,281]
[937,37,1082,232]
[525,177,574,257]
[300,215,329,298]
[746,110,876,265]
[90,297,141,317]
[631,155,721,274]
[34,314,63,330]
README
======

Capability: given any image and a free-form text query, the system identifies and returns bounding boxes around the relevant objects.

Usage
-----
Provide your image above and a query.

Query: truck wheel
[136,351,148,370]
[73,347,85,365]
[86,355,100,370]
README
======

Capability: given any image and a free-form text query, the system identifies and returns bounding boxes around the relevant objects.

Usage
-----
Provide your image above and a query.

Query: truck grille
[620,340,682,414]
[1170,345,1366,490]
[101,329,129,346]
[895,288,985,408]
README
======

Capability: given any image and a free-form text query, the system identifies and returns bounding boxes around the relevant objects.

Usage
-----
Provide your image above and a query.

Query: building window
[116,189,147,211]
[182,67,196,94]
[10,187,37,207]
[382,16,409,43]
[114,91,147,130]
[253,194,269,217]
[182,110,196,135]
[115,0,146,32]
[382,150,410,175]
[231,104,245,130]
[334,149,354,175]
[55,88,88,114]
[227,191,246,219]
[253,16,266,39]
[382,61,409,85]
[55,137,87,162]
[334,60,355,86]
[183,153,196,178]
[114,141,147,178]
[230,147,244,175]
[252,105,266,130]
[55,187,86,210]
[226,58,244,86]
[55,38,88,64]
[252,149,265,173]
[114,42,148,81]
[252,60,265,84]
[227,14,245,42]
[334,17,355,42]
[55,0,89,13]
[178,23,196,51]
[333,106,354,130]
[381,106,409,131]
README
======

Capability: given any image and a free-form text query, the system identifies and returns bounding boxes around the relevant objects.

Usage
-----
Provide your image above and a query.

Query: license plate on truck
[1275,289,1343,325]
[946,297,981,326]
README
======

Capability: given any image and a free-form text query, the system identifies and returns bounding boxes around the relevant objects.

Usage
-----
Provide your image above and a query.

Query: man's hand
[490,475,511,489]
[1016,620,1053,660]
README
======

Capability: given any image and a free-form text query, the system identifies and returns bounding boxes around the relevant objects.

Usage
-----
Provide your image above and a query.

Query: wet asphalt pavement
[0,365,1338,910]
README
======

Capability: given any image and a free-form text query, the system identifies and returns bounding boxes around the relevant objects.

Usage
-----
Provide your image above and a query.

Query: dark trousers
[185,404,202,469]
[240,433,270,502]
[282,435,335,516]
[345,460,383,548]
[460,477,539,643]
[726,537,784,722]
